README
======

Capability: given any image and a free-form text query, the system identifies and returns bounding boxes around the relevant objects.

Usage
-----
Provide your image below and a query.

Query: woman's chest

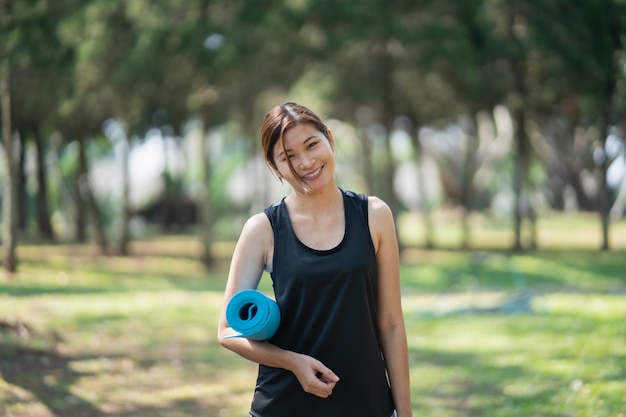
[290,215,345,251]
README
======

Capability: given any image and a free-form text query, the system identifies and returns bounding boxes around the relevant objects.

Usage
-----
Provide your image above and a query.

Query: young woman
[218,102,413,417]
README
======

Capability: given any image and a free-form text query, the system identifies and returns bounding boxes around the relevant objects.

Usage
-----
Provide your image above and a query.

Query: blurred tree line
[1,0,626,272]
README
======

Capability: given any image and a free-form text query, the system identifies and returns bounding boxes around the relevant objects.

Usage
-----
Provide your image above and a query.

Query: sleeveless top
[251,189,395,417]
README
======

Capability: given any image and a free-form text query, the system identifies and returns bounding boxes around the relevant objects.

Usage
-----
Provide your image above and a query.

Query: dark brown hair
[260,102,331,182]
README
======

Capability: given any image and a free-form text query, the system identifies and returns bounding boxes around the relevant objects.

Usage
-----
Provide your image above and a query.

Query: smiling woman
[273,123,336,193]
[261,102,336,192]
[217,102,413,417]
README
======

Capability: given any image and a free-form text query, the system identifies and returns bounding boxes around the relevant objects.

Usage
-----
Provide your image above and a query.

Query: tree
[0,0,20,272]
[1,60,17,272]
[9,0,75,242]
[414,0,513,248]
[528,0,626,250]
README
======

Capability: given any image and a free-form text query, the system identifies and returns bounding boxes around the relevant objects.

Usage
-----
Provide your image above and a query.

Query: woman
[217,102,413,417]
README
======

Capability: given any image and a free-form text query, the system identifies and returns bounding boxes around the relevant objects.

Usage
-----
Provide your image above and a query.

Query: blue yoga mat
[224,289,281,341]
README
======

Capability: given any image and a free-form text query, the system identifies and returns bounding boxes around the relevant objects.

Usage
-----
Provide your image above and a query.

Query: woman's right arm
[217,213,339,398]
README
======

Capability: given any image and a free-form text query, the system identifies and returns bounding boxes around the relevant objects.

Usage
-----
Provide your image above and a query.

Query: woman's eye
[308,141,318,149]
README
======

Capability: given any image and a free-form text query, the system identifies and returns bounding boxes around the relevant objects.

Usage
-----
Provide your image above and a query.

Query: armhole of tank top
[263,207,274,229]
[263,207,278,275]
[358,193,369,224]
[357,193,378,255]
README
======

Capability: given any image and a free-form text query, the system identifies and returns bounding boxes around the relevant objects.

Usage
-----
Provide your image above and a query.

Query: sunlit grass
[404,293,626,417]
[398,210,626,250]
[1,213,626,417]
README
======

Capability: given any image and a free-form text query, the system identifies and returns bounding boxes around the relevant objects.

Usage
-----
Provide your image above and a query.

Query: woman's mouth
[302,166,323,181]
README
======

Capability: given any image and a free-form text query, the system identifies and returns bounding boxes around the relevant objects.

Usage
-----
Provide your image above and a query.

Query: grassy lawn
[1,215,625,417]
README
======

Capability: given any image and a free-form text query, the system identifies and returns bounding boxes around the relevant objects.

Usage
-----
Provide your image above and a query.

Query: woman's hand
[288,352,340,398]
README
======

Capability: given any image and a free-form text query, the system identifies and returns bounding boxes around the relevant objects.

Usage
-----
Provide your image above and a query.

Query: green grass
[403,292,626,416]
[398,210,626,250]
[1,219,626,416]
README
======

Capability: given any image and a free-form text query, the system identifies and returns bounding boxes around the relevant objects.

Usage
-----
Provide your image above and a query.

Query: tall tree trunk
[74,140,87,243]
[16,129,27,231]
[376,41,405,256]
[597,0,622,251]
[355,112,375,195]
[409,116,434,249]
[598,111,611,251]
[511,105,530,251]
[34,126,55,241]
[459,115,480,250]
[379,45,401,218]
[198,112,214,269]
[508,9,533,251]
[117,135,131,255]
[597,61,618,251]
[1,63,17,272]
[77,134,107,253]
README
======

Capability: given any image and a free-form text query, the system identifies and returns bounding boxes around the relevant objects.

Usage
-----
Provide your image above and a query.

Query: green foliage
[3,0,626,256]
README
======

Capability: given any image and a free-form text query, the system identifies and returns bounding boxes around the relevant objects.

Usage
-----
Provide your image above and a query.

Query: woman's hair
[260,102,331,182]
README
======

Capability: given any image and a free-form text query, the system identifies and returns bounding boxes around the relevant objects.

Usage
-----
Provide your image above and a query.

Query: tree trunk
[16,129,27,231]
[379,52,401,218]
[459,115,480,250]
[597,0,623,250]
[74,139,87,243]
[117,135,131,255]
[511,105,530,251]
[77,134,107,253]
[355,112,375,195]
[1,64,17,272]
[198,112,214,269]
[598,113,611,251]
[382,115,399,216]
[34,127,56,241]
[409,117,434,249]
[508,10,532,252]
[597,72,618,251]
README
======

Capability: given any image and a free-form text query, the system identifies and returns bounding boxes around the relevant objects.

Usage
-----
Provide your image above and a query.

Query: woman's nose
[298,154,315,169]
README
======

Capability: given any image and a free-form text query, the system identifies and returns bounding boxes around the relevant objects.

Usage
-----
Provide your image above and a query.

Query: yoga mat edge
[224,289,280,341]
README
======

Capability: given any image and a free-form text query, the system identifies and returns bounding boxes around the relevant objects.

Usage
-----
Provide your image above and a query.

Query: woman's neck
[286,182,342,216]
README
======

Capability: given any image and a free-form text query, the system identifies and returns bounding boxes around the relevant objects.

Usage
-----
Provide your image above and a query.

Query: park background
[1,1,626,416]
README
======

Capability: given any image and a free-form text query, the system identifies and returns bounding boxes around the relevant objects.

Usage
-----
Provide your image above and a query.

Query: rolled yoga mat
[224,289,281,341]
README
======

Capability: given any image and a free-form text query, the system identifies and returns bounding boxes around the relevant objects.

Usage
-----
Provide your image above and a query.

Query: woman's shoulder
[341,189,392,220]
[240,211,274,240]
[342,189,387,207]
[364,195,394,233]
[365,195,390,211]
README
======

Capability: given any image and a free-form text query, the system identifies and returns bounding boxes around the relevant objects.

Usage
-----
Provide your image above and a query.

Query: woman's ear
[327,129,335,151]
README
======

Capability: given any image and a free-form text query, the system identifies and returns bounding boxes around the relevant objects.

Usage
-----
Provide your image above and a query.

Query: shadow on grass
[0,322,227,417]
[409,346,564,416]
[0,324,107,417]
[407,306,626,416]
[2,257,227,297]
[0,345,109,417]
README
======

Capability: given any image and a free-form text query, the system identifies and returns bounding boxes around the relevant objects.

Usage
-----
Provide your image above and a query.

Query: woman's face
[272,123,335,194]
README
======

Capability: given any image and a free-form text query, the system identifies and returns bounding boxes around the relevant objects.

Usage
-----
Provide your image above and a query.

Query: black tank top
[252,189,394,417]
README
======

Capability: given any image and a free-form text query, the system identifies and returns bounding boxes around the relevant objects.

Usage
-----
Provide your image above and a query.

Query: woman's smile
[302,166,324,181]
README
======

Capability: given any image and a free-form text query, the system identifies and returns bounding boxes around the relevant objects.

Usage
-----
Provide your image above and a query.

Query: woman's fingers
[291,355,340,398]
[316,367,340,384]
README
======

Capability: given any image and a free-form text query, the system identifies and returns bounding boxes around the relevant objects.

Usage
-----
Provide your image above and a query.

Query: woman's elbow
[217,324,231,348]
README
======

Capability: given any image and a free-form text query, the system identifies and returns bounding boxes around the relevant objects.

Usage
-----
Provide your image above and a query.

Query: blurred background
[2,2,626,416]
[1,0,626,266]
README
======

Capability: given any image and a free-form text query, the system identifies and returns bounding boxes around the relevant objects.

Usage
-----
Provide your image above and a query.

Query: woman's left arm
[369,197,413,417]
